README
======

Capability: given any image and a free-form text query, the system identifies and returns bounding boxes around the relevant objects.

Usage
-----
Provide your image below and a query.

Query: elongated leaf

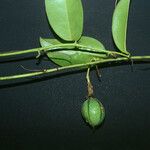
[78,36,105,50]
[40,36,108,66]
[45,0,83,41]
[112,0,131,54]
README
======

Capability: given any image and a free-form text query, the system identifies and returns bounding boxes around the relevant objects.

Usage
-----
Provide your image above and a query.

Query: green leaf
[45,0,83,41]
[78,36,105,51]
[40,36,108,67]
[112,0,131,54]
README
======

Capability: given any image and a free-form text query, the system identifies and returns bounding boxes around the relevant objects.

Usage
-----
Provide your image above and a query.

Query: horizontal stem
[0,44,75,57]
[76,44,129,58]
[0,55,149,81]
[0,43,128,58]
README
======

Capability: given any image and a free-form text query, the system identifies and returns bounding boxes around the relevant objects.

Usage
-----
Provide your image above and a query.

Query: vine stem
[0,55,149,81]
[0,43,128,58]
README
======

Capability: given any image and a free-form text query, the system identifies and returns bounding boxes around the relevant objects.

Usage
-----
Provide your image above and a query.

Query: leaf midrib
[64,0,73,40]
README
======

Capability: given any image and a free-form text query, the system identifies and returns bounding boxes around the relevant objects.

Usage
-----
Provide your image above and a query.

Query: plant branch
[0,55,149,81]
[76,44,129,58]
[0,43,129,58]
[0,44,75,57]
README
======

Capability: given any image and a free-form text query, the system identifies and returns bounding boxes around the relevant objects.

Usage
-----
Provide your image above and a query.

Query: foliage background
[0,0,149,149]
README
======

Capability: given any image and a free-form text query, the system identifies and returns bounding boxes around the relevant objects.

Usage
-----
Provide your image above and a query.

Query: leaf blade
[45,0,83,41]
[112,0,131,54]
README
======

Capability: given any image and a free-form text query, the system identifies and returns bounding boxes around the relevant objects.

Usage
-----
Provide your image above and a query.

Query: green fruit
[81,97,105,127]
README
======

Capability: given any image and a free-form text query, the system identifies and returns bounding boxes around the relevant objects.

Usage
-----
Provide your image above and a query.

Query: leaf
[40,36,108,66]
[45,0,83,41]
[112,0,131,54]
[78,36,105,51]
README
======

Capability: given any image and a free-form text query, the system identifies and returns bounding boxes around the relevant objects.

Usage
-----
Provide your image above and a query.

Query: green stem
[0,55,149,81]
[76,44,129,58]
[0,43,128,58]
[0,43,75,57]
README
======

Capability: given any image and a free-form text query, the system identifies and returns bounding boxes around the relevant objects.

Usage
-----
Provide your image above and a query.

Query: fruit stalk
[86,68,94,97]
